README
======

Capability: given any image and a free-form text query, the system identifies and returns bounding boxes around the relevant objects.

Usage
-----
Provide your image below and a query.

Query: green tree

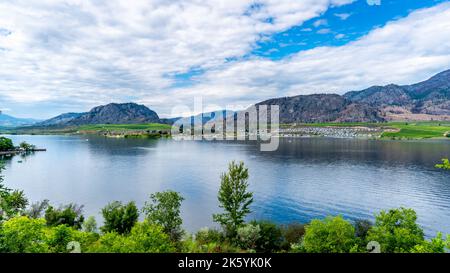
[82,216,98,233]
[45,203,85,230]
[142,190,184,242]
[0,137,14,152]
[0,163,28,221]
[435,158,450,170]
[19,142,36,151]
[302,216,357,253]
[367,208,424,253]
[101,201,139,234]
[213,161,253,239]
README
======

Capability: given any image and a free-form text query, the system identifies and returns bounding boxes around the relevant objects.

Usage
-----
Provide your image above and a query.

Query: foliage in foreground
[1,160,450,253]
[435,158,450,170]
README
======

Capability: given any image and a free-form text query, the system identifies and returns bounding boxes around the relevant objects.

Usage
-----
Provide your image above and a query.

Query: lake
[1,135,450,237]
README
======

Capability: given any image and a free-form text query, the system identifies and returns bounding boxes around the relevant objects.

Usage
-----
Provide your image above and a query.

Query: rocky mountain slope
[37,103,160,127]
[344,69,450,120]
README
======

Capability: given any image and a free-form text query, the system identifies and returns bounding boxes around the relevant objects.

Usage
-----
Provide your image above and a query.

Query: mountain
[36,112,85,127]
[344,69,450,120]
[38,103,161,127]
[255,94,384,123]
[0,113,39,127]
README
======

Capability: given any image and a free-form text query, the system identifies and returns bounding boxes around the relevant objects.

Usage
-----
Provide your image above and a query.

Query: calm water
[2,135,450,237]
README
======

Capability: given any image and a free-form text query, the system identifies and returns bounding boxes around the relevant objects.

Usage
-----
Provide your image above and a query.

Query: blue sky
[0,0,450,119]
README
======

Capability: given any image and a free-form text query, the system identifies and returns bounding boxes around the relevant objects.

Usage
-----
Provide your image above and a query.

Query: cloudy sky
[1,0,450,119]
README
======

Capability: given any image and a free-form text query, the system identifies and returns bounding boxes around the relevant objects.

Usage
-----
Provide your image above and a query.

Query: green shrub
[89,222,175,253]
[367,208,424,253]
[280,222,306,250]
[0,216,49,253]
[101,201,139,234]
[249,220,283,253]
[237,224,260,250]
[195,227,225,245]
[435,158,450,170]
[302,216,357,253]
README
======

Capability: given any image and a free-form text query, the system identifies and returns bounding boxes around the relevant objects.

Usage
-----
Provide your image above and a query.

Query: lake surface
[2,135,450,237]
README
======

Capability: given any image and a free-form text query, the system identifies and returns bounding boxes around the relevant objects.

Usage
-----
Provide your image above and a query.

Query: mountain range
[0,113,40,128]
[2,69,450,128]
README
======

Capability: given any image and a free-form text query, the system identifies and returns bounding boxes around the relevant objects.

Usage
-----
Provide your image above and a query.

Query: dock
[0,148,47,156]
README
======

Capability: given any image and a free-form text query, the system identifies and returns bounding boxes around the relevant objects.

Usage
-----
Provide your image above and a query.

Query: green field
[381,122,450,139]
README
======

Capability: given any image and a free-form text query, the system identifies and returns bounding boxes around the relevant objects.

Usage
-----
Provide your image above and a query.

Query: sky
[1,0,450,119]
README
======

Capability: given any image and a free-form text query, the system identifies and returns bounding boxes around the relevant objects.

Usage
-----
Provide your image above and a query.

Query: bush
[367,208,425,253]
[45,203,85,230]
[280,223,306,250]
[195,227,225,245]
[0,137,14,152]
[237,224,260,250]
[302,216,357,253]
[0,216,49,253]
[435,158,450,170]
[354,219,372,240]
[249,220,283,253]
[89,222,175,253]
[101,201,139,234]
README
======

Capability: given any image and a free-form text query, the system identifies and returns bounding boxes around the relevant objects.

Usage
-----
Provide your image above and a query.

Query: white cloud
[317,28,332,34]
[0,0,354,118]
[334,13,352,20]
[162,2,450,115]
[313,19,329,27]
[1,1,450,119]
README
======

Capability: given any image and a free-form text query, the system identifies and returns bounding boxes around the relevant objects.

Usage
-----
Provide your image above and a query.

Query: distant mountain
[36,112,85,127]
[344,69,450,120]
[38,103,161,127]
[255,94,384,123]
[0,113,39,127]
[31,69,450,127]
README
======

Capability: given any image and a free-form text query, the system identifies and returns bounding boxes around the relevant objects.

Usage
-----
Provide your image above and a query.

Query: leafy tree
[0,163,28,220]
[250,220,283,253]
[0,137,14,152]
[101,201,139,234]
[367,208,424,253]
[89,221,175,253]
[82,216,98,233]
[213,161,253,239]
[142,190,184,241]
[26,199,50,219]
[435,158,450,170]
[0,216,49,253]
[19,142,36,151]
[45,203,85,230]
[302,216,357,253]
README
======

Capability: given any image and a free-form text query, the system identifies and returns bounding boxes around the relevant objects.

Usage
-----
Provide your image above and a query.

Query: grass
[381,122,450,139]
